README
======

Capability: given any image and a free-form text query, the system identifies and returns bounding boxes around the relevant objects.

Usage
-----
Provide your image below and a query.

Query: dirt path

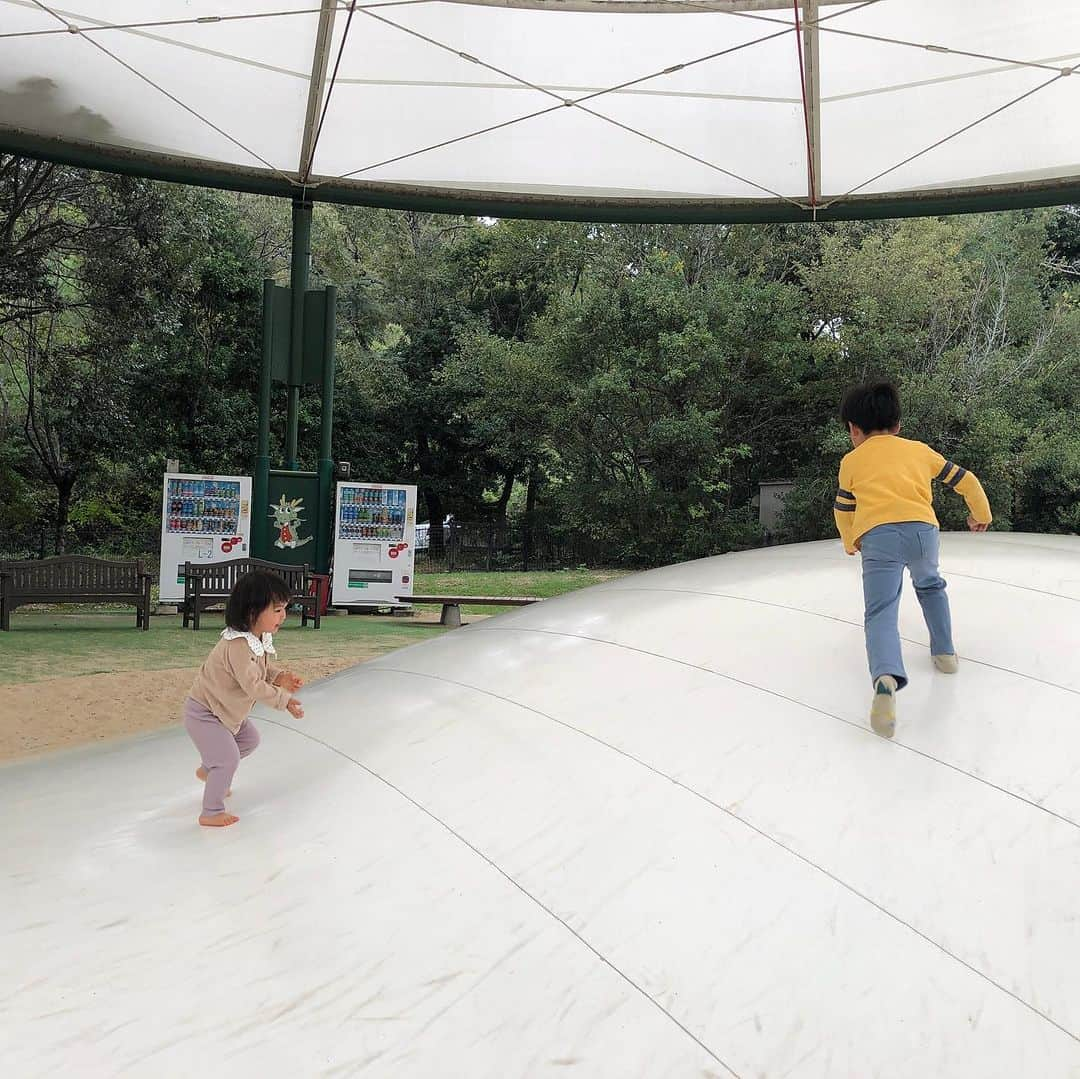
[1,657,361,762]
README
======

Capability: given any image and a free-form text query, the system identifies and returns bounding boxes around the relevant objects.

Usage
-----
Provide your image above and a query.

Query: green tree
[538,251,810,562]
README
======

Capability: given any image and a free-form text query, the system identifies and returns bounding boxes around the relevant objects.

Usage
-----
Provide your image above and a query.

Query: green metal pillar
[285,198,312,470]
[254,278,275,558]
[315,285,337,575]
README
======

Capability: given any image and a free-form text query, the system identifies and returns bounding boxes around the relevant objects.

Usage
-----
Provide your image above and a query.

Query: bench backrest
[186,558,309,598]
[0,555,143,595]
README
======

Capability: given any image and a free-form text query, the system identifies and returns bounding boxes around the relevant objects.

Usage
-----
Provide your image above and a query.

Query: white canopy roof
[4,534,1080,1075]
[1,2,1078,221]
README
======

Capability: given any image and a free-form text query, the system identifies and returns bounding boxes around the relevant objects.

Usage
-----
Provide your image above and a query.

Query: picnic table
[400,593,541,627]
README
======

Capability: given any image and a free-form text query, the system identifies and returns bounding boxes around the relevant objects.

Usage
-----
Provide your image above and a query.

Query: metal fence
[0,517,159,571]
[2,516,611,578]
[414,520,608,573]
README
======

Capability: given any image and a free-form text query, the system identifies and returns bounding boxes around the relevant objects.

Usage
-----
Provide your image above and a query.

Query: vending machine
[331,482,417,608]
[158,472,253,603]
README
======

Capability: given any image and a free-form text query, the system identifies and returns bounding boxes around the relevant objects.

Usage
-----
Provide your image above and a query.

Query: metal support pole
[802,0,822,208]
[315,285,337,575]
[286,198,312,469]
[254,278,275,558]
[318,285,337,464]
[257,279,274,461]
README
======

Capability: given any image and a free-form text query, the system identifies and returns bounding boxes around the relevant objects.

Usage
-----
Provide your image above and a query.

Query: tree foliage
[1,152,1076,564]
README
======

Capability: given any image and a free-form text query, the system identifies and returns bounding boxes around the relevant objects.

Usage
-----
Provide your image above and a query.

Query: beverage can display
[331,480,415,607]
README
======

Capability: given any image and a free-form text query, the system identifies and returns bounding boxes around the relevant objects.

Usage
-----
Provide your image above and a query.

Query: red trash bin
[308,573,330,617]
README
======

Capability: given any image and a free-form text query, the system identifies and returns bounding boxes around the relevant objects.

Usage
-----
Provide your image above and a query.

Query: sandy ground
[1,657,361,763]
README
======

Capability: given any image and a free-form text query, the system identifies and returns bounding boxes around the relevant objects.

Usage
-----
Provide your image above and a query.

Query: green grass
[0,569,626,684]
[411,568,627,615]
[0,611,447,685]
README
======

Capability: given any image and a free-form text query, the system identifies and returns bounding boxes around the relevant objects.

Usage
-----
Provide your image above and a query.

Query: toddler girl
[183,570,305,827]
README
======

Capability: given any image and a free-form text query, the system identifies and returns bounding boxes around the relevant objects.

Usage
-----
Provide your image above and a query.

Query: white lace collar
[221,627,277,656]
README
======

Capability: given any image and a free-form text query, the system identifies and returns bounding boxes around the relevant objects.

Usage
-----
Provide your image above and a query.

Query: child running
[183,570,305,827]
[834,380,992,738]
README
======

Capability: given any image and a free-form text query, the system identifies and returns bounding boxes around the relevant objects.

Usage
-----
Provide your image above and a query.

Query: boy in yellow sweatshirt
[834,381,992,738]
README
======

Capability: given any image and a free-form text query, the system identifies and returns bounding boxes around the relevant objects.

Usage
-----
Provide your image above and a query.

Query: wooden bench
[0,555,152,631]
[399,594,541,627]
[183,558,320,630]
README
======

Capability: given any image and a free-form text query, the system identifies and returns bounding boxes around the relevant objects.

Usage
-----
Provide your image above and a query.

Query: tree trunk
[495,469,516,521]
[416,430,445,558]
[54,474,75,555]
[424,487,445,557]
[522,461,539,571]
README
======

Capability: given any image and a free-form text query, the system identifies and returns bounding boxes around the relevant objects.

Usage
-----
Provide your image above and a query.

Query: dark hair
[225,571,291,632]
[840,379,901,434]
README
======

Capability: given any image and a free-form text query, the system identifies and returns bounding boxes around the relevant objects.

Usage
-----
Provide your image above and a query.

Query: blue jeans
[859,523,954,691]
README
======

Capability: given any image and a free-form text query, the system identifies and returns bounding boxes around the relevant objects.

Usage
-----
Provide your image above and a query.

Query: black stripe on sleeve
[837,488,855,501]
[833,500,856,512]
[936,462,955,482]
[944,466,968,489]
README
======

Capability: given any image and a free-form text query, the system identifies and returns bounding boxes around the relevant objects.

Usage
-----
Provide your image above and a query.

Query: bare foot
[195,766,231,797]
[199,812,239,828]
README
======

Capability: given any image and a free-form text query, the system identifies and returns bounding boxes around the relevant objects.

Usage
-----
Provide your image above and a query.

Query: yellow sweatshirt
[834,435,992,554]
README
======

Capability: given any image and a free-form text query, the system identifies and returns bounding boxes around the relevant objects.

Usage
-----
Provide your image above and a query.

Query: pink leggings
[183,697,260,814]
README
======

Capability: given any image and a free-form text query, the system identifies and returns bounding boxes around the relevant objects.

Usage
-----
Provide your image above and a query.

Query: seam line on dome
[259,715,743,1077]
[454,621,1080,825]
[318,667,1080,1047]
[684,542,1080,595]
[612,581,1080,642]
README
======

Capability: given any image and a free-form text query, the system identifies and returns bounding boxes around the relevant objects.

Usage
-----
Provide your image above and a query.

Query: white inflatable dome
[4,533,1080,1077]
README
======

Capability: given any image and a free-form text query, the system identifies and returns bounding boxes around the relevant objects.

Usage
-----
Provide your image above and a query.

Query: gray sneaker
[870,676,898,738]
[933,654,959,674]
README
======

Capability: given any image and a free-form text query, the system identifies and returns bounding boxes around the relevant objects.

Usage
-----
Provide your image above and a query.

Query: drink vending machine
[158,472,253,603]
[331,482,417,608]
